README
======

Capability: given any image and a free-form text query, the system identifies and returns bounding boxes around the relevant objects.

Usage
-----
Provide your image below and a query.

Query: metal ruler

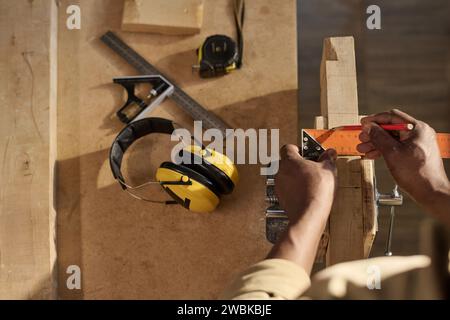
[101,31,231,135]
[304,129,450,158]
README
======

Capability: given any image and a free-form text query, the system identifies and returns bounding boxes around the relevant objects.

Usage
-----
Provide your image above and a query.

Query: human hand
[267,145,337,273]
[275,145,337,226]
[357,109,450,207]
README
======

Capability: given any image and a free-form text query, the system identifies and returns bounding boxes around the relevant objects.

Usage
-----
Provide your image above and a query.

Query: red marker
[333,124,414,131]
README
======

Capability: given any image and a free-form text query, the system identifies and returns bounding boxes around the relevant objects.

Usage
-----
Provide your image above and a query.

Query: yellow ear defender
[109,118,238,213]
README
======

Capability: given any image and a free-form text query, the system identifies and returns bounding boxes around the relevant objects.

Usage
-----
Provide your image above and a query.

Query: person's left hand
[267,145,337,274]
[275,145,337,226]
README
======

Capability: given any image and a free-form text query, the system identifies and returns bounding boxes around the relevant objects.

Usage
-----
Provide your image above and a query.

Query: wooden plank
[361,159,377,257]
[0,0,58,299]
[313,116,329,263]
[122,0,205,35]
[318,36,376,265]
[320,37,359,129]
[327,156,364,264]
[57,0,297,299]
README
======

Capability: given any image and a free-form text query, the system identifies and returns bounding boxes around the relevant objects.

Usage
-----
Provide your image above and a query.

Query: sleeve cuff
[221,259,311,300]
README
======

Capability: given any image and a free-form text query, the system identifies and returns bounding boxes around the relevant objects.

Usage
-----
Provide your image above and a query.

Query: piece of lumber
[320,37,359,129]
[313,116,329,263]
[317,37,376,265]
[122,0,205,35]
[361,158,377,257]
[0,0,58,299]
[314,116,377,263]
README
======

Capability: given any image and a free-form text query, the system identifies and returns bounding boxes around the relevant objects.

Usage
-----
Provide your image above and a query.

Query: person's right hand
[357,109,450,209]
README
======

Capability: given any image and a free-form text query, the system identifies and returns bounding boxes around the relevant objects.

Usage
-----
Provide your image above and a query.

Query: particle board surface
[122,0,205,35]
[57,0,297,299]
[0,0,58,299]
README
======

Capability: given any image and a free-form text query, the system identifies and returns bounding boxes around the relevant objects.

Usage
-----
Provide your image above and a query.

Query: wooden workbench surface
[56,0,297,299]
[0,0,57,299]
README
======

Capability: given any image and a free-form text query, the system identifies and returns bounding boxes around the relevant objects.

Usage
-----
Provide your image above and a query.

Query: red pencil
[333,124,414,131]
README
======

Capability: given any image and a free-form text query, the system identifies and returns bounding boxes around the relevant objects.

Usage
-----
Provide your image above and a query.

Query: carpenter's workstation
[1,0,297,299]
[1,0,450,302]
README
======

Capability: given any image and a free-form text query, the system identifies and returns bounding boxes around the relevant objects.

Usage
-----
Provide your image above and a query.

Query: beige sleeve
[303,255,435,299]
[221,259,311,300]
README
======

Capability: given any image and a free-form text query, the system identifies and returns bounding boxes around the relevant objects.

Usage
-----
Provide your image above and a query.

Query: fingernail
[329,149,337,161]
[362,123,371,135]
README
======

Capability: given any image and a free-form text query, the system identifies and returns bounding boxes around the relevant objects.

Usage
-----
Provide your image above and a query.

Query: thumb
[318,148,337,169]
[364,122,401,156]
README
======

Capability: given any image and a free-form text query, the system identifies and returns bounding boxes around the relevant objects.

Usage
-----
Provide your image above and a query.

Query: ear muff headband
[109,117,175,190]
[109,117,238,212]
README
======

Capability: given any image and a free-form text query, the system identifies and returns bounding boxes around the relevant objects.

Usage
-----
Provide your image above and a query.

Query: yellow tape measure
[305,129,450,158]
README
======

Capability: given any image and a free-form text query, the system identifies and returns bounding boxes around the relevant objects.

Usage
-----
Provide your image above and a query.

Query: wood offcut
[122,0,205,35]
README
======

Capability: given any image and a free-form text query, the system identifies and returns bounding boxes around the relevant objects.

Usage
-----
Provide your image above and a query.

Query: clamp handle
[377,185,403,256]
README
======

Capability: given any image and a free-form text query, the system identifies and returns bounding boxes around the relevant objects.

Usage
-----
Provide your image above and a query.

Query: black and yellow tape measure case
[195,0,245,78]
[197,35,239,78]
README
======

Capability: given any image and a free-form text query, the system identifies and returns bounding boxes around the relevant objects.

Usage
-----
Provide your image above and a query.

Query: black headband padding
[109,117,175,189]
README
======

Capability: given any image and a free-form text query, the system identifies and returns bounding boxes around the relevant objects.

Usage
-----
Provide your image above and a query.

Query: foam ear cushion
[159,162,222,197]
[179,150,235,195]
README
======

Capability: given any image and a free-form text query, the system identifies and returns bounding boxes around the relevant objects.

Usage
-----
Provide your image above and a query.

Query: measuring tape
[194,0,245,78]
[305,129,450,158]
[195,35,240,78]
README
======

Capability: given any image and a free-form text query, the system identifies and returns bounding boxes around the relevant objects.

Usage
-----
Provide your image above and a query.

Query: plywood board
[0,0,57,299]
[57,0,297,299]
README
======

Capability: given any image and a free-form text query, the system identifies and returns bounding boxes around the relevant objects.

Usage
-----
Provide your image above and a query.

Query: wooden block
[314,116,325,129]
[326,173,364,264]
[313,116,329,263]
[314,116,377,263]
[318,37,376,265]
[320,37,359,129]
[122,0,204,35]
[361,159,377,258]
[0,0,58,299]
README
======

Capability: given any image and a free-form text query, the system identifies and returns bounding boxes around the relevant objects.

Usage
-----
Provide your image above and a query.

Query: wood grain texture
[361,159,377,257]
[320,37,359,129]
[0,0,58,299]
[122,0,204,35]
[326,156,364,265]
[318,37,375,265]
[57,0,297,299]
[312,116,329,263]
